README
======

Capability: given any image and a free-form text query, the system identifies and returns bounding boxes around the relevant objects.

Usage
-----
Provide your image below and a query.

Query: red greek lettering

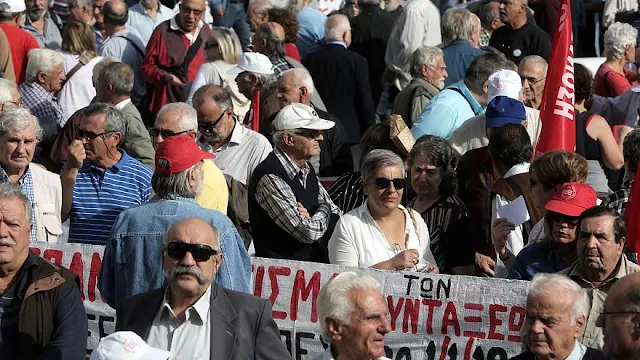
[441,301,461,336]
[488,304,507,340]
[268,266,291,320]
[290,270,320,322]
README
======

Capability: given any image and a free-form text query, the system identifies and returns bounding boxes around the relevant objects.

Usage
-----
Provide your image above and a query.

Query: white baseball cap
[0,0,26,12]
[227,52,274,75]
[273,103,335,131]
[487,69,522,103]
[90,332,172,360]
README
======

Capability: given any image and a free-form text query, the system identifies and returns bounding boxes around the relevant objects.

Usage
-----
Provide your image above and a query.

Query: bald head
[598,273,640,360]
[519,55,548,75]
[261,22,285,41]
[103,0,129,31]
[166,218,220,251]
[192,84,227,109]
[325,14,351,44]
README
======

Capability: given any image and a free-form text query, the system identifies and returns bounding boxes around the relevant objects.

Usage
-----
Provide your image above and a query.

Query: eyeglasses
[521,76,545,85]
[205,41,219,50]
[546,210,579,227]
[0,100,22,111]
[149,128,189,139]
[292,129,322,139]
[198,110,227,133]
[600,311,640,316]
[374,177,406,190]
[77,129,114,140]
[429,65,447,74]
[166,242,218,262]
[179,4,205,16]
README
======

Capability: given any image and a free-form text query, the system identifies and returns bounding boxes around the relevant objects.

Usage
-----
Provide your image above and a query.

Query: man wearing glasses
[0,78,21,112]
[248,103,342,263]
[559,206,640,349]
[597,272,640,359]
[115,218,287,360]
[61,102,153,245]
[518,55,548,110]
[141,0,211,117]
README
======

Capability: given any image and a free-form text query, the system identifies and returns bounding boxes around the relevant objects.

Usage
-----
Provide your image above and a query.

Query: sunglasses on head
[166,242,218,262]
[150,128,189,139]
[374,177,406,190]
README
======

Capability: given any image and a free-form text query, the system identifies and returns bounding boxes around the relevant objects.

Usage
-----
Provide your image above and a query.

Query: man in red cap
[509,182,598,280]
[98,134,250,309]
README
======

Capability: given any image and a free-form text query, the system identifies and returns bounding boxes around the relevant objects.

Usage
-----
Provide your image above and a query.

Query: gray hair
[152,160,201,199]
[25,49,64,83]
[324,14,350,42]
[528,273,590,324]
[156,103,198,132]
[465,52,511,94]
[0,182,33,225]
[256,24,286,58]
[0,78,17,104]
[442,8,474,45]
[604,22,639,60]
[272,130,286,149]
[317,272,381,341]
[360,149,406,187]
[519,55,549,76]
[162,218,221,251]
[280,68,315,96]
[0,108,44,142]
[410,46,443,78]
[92,57,121,86]
[76,0,93,10]
[99,62,134,96]
[250,0,273,14]
[479,0,500,29]
[247,73,278,94]
[192,85,234,113]
[83,103,125,139]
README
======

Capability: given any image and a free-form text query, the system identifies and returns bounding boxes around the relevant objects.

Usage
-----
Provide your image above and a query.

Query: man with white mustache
[22,0,63,49]
[559,205,640,349]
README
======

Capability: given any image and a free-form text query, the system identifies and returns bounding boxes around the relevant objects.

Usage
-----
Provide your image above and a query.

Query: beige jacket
[31,164,63,242]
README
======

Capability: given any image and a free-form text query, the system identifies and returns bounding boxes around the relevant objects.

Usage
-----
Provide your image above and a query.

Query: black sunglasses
[205,41,219,50]
[374,177,406,190]
[292,129,322,139]
[166,242,218,262]
[150,128,189,139]
[179,4,204,16]
[198,110,227,133]
[546,210,579,226]
[77,129,113,140]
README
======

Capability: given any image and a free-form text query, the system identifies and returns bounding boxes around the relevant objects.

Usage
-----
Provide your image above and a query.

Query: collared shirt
[22,12,63,50]
[68,150,152,245]
[559,254,640,349]
[442,40,487,87]
[17,81,64,141]
[479,28,491,47]
[566,341,587,360]
[114,98,132,110]
[411,80,484,140]
[602,180,633,216]
[199,121,272,185]
[147,285,212,359]
[127,2,175,45]
[270,55,292,77]
[169,16,203,45]
[492,162,531,278]
[325,40,347,48]
[0,166,36,241]
[101,28,146,103]
[254,148,343,244]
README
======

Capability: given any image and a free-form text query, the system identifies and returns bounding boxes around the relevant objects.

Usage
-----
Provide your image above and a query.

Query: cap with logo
[485,96,526,129]
[155,134,214,174]
[544,182,598,217]
[487,69,522,103]
[227,52,274,75]
[273,103,335,131]
[0,0,25,12]
[89,331,171,360]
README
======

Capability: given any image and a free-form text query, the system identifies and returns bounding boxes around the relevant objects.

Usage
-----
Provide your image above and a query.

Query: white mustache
[0,237,16,246]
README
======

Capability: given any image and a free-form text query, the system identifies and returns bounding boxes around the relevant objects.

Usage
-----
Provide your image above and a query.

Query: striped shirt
[68,150,152,245]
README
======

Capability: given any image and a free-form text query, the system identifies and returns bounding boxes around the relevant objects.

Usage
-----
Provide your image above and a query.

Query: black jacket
[509,348,611,360]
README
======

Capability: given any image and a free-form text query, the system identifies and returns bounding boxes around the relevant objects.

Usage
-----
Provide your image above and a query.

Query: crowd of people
[1,0,640,358]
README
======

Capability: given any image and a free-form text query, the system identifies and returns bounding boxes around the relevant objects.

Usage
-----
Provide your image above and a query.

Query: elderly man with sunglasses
[99,133,249,308]
[115,218,287,360]
[248,103,342,263]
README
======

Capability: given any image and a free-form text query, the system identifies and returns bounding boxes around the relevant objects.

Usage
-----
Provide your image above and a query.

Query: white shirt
[565,341,587,360]
[491,162,530,278]
[169,16,204,45]
[311,345,392,360]
[58,53,103,124]
[146,285,212,360]
[114,98,132,110]
[329,202,437,270]
[127,2,175,45]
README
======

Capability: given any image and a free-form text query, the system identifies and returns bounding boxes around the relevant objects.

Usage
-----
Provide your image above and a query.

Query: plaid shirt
[18,82,64,140]
[270,56,292,77]
[480,28,491,47]
[254,148,342,244]
[0,166,37,241]
[602,180,633,216]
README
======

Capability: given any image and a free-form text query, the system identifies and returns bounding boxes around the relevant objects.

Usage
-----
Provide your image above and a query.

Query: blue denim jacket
[98,197,251,308]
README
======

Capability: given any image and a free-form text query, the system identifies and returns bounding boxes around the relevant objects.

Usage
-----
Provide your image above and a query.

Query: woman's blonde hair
[209,27,242,64]
[62,21,98,58]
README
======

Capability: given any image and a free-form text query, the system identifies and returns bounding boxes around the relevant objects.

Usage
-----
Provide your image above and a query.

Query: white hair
[519,55,548,76]
[250,0,272,14]
[528,273,590,324]
[25,49,64,83]
[0,78,17,104]
[324,15,350,42]
[280,68,315,96]
[442,8,474,45]
[604,22,638,60]
[317,272,381,341]
[410,46,443,78]
[0,108,44,142]
[156,102,198,132]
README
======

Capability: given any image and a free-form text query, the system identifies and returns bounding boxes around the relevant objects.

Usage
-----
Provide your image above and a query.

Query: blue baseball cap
[485,96,526,129]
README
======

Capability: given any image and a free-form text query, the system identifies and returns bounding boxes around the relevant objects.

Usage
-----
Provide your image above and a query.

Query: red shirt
[593,64,636,98]
[0,24,39,84]
[284,43,301,61]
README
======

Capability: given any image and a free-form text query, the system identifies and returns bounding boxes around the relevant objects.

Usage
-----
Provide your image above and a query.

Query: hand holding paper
[497,195,530,227]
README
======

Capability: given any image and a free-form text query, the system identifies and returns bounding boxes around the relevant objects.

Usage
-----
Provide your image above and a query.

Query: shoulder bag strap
[448,86,477,114]
[63,53,93,86]
[115,35,145,58]
[180,33,203,77]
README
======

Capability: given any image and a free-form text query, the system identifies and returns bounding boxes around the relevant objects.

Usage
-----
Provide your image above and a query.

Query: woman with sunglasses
[329,149,438,272]
[508,182,598,280]
[406,136,474,275]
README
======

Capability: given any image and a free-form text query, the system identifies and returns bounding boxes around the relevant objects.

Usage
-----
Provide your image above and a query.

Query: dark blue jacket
[443,40,487,87]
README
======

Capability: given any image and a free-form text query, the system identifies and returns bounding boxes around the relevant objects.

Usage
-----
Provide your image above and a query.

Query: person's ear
[482,80,489,94]
[326,318,343,341]
[106,83,114,93]
[300,86,308,99]
[37,71,47,84]
[283,132,295,146]
[421,64,429,78]
[574,314,586,336]
[618,236,627,254]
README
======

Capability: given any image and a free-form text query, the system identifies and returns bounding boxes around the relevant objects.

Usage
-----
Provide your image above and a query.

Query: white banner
[30,242,530,360]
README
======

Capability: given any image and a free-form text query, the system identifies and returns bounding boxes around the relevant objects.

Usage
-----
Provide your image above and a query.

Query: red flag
[624,162,640,252]
[252,90,260,132]
[535,0,575,154]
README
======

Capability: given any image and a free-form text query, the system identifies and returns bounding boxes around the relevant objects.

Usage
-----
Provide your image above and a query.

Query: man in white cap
[91,331,171,360]
[449,69,542,156]
[0,0,39,84]
[248,103,343,263]
[229,52,280,129]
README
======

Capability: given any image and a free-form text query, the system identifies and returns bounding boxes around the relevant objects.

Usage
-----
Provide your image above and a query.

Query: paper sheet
[497,195,530,227]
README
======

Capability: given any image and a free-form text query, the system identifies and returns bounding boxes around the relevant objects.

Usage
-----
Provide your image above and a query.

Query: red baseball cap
[154,134,214,174]
[544,182,598,217]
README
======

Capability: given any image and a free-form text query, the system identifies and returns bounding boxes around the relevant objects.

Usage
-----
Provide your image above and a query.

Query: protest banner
[30,242,530,359]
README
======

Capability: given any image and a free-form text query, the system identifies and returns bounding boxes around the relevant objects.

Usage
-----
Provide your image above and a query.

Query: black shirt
[489,20,552,64]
